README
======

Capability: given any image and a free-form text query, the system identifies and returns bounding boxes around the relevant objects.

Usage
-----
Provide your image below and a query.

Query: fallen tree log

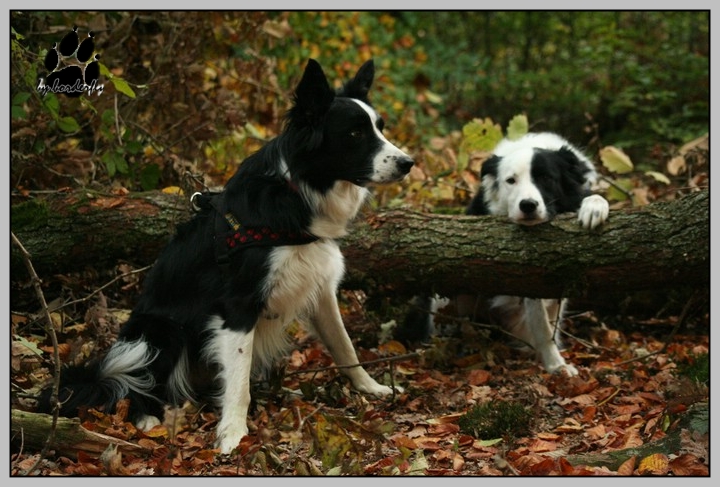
[11,189,708,300]
[11,409,150,460]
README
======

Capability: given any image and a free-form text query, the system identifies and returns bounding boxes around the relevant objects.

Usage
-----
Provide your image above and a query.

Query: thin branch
[614,291,700,368]
[284,352,419,384]
[53,264,152,313]
[11,232,61,476]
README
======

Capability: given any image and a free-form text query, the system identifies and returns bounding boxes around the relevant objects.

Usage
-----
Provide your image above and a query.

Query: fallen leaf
[467,368,492,386]
[617,455,637,475]
[637,453,669,476]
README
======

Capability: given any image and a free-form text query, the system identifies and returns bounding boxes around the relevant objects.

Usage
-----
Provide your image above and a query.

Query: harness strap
[190,191,319,269]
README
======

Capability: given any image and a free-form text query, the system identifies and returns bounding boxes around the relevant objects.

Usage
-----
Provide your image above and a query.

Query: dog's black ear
[557,147,593,186]
[480,154,500,179]
[291,59,335,126]
[339,59,374,102]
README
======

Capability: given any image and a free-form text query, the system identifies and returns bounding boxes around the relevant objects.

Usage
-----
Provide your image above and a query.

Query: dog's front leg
[524,298,578,377]
[310,287,402,396]
[211,327,255,454]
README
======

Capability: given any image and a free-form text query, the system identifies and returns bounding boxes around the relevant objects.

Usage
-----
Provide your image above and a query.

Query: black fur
[38,59,413,453]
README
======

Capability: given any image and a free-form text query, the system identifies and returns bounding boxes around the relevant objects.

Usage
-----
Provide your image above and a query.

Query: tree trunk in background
[11,189,709,301]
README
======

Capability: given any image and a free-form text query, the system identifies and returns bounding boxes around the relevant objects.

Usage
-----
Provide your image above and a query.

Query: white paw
[546,362,579,377]
[356,381,403,397]
[578,194,609,229]
[215,421,248,455]
[135,415,161,431]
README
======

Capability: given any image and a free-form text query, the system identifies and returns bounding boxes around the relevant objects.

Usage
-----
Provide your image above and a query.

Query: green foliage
[677,353,709,385]
[457,118,503,172]
[10,11,708,200]
[506,114,529,141]
[458,401,533,440]
[99,63,136,98]
[11,92,31,120]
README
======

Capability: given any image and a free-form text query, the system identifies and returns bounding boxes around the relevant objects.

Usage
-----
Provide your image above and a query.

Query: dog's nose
[519,199,538,215]
[397,156,414,174]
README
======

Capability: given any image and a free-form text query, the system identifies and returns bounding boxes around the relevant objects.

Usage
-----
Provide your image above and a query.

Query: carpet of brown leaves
[10,289,709,477]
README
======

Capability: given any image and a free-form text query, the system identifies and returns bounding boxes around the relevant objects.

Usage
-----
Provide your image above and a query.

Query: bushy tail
[37,338,162,420]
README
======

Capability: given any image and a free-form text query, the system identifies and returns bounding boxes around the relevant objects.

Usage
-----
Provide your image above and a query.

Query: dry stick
[54,264,152,313]
[284,351,419,400]
[11,232,61,476]
[285,351,419,377]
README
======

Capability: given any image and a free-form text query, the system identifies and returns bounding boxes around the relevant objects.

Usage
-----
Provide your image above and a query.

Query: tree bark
[11,189,709,300]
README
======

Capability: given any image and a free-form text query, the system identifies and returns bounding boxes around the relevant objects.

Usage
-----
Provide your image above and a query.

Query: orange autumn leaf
[617,456,637,475]
[452,452,465,471]
[467,368,492,386]
[527,438,557,453]
[669,454,709,476]
[378,340,407,355]
[392,435,418,450]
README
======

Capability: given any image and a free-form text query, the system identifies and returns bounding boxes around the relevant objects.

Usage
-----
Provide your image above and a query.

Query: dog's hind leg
[206,324,255,454]
[309,286,402,396]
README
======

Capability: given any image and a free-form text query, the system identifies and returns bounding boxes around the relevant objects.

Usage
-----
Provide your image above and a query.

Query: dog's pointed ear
[292,59,335,126]
[339,59,374,101]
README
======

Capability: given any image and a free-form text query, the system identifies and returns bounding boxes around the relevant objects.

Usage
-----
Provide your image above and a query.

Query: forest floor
[11,285,709,477]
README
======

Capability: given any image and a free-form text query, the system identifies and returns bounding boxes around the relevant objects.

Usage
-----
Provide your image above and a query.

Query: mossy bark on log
[11,189,708,300]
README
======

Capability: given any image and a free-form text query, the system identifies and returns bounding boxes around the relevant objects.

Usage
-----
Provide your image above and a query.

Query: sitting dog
[38,59,414,454]
[396,132,608,376]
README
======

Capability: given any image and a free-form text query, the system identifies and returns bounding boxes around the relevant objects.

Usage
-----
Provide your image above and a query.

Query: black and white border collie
[397,132,608,376]
[39,59,413,454]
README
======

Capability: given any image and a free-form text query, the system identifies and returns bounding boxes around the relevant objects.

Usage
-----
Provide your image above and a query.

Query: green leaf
[140,164,161,191]
[33,139,46,154]
[42,93,60,118]
[475,438,503,447]
[102,151,116,177]
[14,335,44,357]
[458,117,503,172]
[125,140,144,155]
[111,77,136,99]
[11,105,27,119]
[645,170,670,184]
[12,92,32,105]
[57,116,80,133]
[11,26,25,41]
[314,414,353,471]
[407,449,429,476]
[102,151,129,177]
[606,177,633,202]
[461,118,503,152]
[24,63,37,89]
[506,114,529,141]
[424,89,443,104]
[599,146,634,174]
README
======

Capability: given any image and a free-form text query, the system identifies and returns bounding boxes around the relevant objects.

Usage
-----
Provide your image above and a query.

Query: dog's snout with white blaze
[352,99,414,183]
[374,152,414,182]
[495,149,548,225]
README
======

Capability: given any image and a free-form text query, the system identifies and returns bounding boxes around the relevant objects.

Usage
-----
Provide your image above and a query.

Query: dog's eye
[506,177,516,185]
[350,130,363,138]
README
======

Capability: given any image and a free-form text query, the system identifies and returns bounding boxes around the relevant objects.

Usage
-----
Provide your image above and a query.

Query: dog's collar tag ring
[190,192,203,212]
